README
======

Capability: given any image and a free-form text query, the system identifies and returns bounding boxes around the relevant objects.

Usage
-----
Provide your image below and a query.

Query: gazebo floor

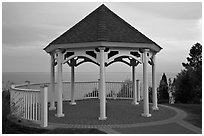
[48,99,176,125]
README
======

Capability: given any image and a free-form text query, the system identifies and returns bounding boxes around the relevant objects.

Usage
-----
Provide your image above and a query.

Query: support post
[70,59,76,105]
[132,65,139,105]
[99,47,107,120]
[98,79,100,99]
[136,79,140,102]
[49,54,56,110]
[152,54,159,110]
[40,85,48,127]
[55,49,64,117]
[141,49,151,117]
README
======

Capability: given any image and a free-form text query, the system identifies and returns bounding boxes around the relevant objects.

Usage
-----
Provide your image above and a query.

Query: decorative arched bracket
[63,49,99,66]
[106,56,140,67]
[67,56,100,67]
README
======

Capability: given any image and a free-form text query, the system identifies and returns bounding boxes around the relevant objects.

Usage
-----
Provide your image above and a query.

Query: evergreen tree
[174,43,202,103]
[158,73,169,103]
[182,43,202,70]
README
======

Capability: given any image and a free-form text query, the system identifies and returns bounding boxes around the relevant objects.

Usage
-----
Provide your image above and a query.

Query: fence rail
[10,84,41,122]
[9,81,141,127]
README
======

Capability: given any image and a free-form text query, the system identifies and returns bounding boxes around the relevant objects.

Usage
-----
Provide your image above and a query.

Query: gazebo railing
[62,81,134,100]
[9,81,141,127]
[10,83,48,127]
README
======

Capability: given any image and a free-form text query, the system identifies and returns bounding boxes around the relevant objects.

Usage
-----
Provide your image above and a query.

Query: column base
[49,106,56,110]
[152,106,159,110]
[55,113,65,118]
[98,116,107,120]
[70,102,77,105]
[141,113,152,117]
[40,124,48,128]
[132,101,139,105]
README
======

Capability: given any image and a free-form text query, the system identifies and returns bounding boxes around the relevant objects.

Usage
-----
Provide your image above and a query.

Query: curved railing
[10,83,42,123]
[10,81,141,127]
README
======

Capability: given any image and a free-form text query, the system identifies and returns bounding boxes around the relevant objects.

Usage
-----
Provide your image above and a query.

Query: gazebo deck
[48,99,176,125]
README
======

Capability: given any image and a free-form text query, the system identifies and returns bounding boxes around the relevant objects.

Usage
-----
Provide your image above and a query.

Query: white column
[136,79,140,102]
[70,60,76,105]
[141,49,151,117]
[132,65,139,105]
[55,49,64,117]
[152,54,159,110]
[99,47,107,120]
[40,85,48,127]
[49,54,56,110]
[98,79,100,99]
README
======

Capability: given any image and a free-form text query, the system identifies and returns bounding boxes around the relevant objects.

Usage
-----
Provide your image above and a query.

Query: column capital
[98,47,106,51]
[142,49,150,53]
[55,49,63,53]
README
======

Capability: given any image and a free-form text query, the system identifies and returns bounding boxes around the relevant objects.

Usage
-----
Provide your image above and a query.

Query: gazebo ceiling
[44,4,162,53]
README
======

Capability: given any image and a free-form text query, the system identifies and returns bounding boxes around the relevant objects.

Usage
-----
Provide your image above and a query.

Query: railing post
[40,85,48,127]
[25,81,30,89]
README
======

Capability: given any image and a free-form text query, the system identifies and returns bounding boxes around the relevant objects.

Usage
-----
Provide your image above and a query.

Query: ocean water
[2,72,177,90]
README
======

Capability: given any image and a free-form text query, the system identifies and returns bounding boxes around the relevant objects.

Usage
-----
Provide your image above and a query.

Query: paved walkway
[46,104,201,134]
[14,101,202,134]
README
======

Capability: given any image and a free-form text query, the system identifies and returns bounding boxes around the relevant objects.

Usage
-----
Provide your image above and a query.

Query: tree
[168,78,175,104]
[182,43,202,71]
[174,43,202,103]
[158,73,169,103]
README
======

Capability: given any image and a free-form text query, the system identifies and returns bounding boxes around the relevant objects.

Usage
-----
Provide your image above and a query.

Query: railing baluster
[23,92,26,118]
[35,93,38,120]
[31,92,34,120]
[25,91,28,119]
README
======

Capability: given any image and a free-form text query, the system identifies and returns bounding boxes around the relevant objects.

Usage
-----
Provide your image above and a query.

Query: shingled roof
[44,4,162,52]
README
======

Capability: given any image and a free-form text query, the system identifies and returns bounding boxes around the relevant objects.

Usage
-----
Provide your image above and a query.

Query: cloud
[119,2,202,20]
[2,2,202,73]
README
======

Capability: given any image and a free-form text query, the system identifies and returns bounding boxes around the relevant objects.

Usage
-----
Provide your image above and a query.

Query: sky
[2,2,202,74]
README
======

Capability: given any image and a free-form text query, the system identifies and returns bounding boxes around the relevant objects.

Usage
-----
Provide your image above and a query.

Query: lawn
[165,103,202,128]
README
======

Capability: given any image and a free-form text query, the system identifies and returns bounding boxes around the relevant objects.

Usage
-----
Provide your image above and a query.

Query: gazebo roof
[44,4,162,53]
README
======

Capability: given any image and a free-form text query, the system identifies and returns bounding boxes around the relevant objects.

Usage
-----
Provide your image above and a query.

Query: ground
[2,91,202,134]
[165,103,202,128]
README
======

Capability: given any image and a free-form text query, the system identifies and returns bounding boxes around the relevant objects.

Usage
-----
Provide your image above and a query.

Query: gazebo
[44,4,162,120]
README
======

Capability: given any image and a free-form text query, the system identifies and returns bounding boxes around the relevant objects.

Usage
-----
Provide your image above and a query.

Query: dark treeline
[158,43,202,104]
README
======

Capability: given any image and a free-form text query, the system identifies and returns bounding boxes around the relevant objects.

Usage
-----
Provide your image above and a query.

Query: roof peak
[45,4,162,51]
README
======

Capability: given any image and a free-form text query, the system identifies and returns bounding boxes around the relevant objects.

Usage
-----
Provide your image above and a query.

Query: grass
[165,103,202,128]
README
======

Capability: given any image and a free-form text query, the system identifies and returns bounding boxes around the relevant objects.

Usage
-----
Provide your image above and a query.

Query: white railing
[10,83,48,127]
[9,80,141,127]
[62,81,134,100]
